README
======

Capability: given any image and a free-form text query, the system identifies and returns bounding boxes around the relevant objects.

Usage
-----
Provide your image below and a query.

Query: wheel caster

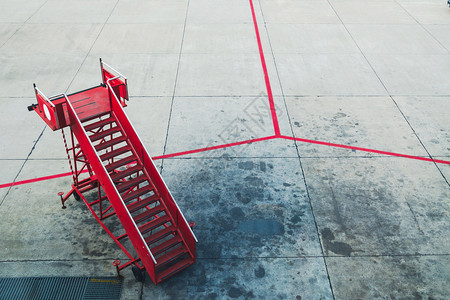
[132,266,145,283]
[73,192,81,201]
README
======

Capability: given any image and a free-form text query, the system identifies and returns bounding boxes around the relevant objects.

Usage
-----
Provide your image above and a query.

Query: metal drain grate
[0,276,123,300]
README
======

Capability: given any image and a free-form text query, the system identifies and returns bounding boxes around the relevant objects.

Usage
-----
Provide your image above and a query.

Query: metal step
[84,116,116,132]
[95,136,127,151]
[127,194,159,213]
[110,165,142,182]
[100,145,132,161]
[116,174,147,193]
[133,204,164,224]
[151,235,182,257]
[156,257,194,283]
[89,126,121,142]
[155,245,187,268]
[144,226,175,245]
[105,155,136,172]
[139,215,171,235]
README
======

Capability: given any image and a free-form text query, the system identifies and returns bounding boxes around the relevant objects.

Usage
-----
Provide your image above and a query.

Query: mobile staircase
[28,60,197,284]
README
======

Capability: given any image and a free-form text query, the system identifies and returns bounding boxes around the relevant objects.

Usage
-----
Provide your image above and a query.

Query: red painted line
[281,135,450,165]
[0,136,279,190]
[0,171,75,190]
[153,135,278,160]
[249,0,280,137]
[1,135,448,190]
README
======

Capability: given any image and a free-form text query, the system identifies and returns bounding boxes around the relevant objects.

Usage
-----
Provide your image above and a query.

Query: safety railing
[33,85,60,130]
[101,59,128,107]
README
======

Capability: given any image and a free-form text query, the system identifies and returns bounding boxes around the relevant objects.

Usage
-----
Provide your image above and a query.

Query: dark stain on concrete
[259,162,266,172]
[238,219,284,235]
[227,286,254,299]
[230,207,245,220]
[238,161,254,170]
[321,227,353,256]
[254,265,265,278]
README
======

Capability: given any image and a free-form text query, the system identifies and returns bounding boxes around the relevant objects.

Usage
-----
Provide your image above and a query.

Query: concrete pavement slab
[28,0,117,24]
[266,24,359,54]
[27,126,73,160]
[91,24,184,54]
[1,24,103,55]
[366,54,450,95]
[142,258,333,299]
[326,255,450,299]
[346,24,448,54]
[274,54,387,96]
[302,157,450,256]
[394,96,450,157]
[108,0,188,24]
[260,0,340,24]
[68,54,179,97]
[164,97,295,157]
[0,98,45,159]
[285,96,429,157]
[1,160,122,261]
[425,24,450,50]
[329,0,416,24]
[175,54,273,97]
[123,97,172,158]
[0,0,46,24]
[161,157,322,258]
[0,24,21,48]
[399,2,450,24]
[439,163,450,182]
[0,160,24,201]
[0,53,85,98]
[187,0,252,24]
[182,23,258,54]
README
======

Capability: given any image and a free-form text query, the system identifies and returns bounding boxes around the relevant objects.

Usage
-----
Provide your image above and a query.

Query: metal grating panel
[0,277,122,300]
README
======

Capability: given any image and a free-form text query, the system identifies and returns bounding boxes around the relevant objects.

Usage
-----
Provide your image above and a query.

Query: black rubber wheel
[73,192,81,201]
[132,266,145,283]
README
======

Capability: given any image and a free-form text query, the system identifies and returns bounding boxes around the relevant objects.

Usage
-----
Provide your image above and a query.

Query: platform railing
[33,86,60,130]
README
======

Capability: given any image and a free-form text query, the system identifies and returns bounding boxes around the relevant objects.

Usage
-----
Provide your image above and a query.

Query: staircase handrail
[105,80,198,246]
[63,94,159,268]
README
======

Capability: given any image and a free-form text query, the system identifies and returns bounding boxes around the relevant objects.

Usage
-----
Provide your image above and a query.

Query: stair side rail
[64,94,159,283]
[106,79,198,260]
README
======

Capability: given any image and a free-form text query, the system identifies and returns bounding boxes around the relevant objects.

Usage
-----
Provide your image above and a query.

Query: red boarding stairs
[27,59,197,284]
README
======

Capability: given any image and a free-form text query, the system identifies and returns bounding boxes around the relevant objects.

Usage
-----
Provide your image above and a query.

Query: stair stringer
[65,99,159,284]
[110,96,198,270]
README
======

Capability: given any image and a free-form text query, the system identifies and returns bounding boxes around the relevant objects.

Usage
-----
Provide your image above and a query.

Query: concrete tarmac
[0,0,449,299]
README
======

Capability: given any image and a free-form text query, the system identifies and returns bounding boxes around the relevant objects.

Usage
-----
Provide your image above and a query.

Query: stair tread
[116,174,147,193]
[151,235,182,257]
[79,111,110,123]
[84,116,116,132]
[95,136,127,151]
[89,126,121,142]
[134,204,165,224]
[100,145,132,161]
[105,155,136,172]
[138,214,170,234]
[144,225,175,245]
[156,257,194,283]
[127,193,159,212]
[123,185,154,203]
[156,245,187,267]
[110,165,142,182]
